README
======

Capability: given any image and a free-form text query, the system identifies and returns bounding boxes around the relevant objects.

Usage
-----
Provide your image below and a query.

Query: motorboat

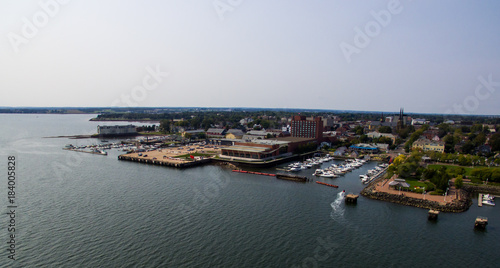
[320,172,337,178]
[482,199,495,206]
[483,194,495,201]
[314,169,324,176]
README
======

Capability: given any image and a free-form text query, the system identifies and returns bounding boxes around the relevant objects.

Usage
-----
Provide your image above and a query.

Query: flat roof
[222,145,275,153]
[275,137,316,143]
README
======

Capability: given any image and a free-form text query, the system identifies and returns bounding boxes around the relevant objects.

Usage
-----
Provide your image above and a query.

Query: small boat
[483,194,495,201]
[320,172,337,178]
[482,199,495,206]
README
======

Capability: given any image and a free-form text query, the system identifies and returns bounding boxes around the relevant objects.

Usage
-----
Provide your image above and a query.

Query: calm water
[0,114,498,267]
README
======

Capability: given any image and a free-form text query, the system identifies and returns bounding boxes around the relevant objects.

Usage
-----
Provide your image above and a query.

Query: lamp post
[423,187,425,200]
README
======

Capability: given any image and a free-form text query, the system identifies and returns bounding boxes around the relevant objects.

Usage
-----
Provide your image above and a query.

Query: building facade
[291,115,323,140]
[412,138,445,152]
[97,125,137,135]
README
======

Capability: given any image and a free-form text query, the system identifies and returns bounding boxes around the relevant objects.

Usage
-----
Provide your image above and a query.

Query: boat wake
[330,191,346,221]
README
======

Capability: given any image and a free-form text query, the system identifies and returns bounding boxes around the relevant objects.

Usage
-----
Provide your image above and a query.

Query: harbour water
[0,114,498,267]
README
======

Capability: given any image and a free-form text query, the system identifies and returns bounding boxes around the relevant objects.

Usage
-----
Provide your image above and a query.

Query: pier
[478,194,483,207]
[232,170,276,177]
[345,194,359,204]
[118,155,211,168]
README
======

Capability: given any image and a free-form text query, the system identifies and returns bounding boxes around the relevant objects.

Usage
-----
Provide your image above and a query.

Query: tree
[159,119,171,133]
[379,126,392,133]
[455,176,463,190]
[354,126,364,135]
[489,133,500,152]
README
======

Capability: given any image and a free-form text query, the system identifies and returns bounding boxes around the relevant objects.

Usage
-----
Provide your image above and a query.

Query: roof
[184,129,205,134]
[227,129,245,136]
[389,180,410,188]
[350,144,378,150]
[206,128,226,134]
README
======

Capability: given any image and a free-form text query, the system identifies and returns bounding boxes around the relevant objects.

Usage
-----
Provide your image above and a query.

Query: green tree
[159,119,171,133]
[455,176,463,190]
[488,133,500,152]
[379,126,392,133]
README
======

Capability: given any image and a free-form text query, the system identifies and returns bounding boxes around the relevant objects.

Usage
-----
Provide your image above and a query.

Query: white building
[97,125,137,135]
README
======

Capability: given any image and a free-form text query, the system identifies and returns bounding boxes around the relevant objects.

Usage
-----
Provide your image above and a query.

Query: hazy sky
[1,0,500,115]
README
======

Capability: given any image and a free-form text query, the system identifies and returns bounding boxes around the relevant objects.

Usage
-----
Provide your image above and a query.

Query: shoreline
[360,175,500,213]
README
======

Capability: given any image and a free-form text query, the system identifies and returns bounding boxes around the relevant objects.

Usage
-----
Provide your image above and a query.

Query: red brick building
[291,115,323,141]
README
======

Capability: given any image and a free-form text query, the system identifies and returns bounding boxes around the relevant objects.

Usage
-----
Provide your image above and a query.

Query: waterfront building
[220,141,289,161]
[291,115,323,141]
[97,125,137,136]
[412,138,445,152]
[349,143,380,153]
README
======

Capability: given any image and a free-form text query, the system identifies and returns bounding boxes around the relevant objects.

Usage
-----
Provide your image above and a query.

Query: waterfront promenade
[372,176,458,205]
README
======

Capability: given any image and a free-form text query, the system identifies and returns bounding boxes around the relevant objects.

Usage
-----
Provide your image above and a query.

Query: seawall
[360,177,472,213]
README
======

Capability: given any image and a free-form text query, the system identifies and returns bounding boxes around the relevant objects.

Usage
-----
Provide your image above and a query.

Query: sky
[1,0,500,115]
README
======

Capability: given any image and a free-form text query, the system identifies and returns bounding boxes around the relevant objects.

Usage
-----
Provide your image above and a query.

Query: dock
[428,210,439,220]
[275,173,308,182]
[478,194,483,207]
[232,170,276,177]
[118,155,211,168]
[345,194,359,204]
[474,216,488,229]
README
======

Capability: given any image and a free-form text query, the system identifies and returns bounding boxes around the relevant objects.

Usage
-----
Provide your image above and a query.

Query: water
[0,114,498,267]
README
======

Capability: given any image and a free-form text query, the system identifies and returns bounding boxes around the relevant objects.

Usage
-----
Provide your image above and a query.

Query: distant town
[17,106,500,211]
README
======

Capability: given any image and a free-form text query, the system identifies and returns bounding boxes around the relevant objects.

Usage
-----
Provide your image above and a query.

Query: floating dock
[345,194,359,204]
[275,173,308,182]
[232,170,276,177]
[315,181,339,188]
[428,210,439,220]
[478,194,483,207]
[475,216,488,229]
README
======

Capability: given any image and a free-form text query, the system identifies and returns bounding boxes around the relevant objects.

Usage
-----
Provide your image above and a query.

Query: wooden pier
[345,194,359,204]
[428,210,439,220]
[478,194,483,207]
[474,216,488,229]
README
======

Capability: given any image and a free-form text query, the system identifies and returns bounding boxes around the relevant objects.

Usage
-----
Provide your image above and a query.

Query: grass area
[427,164,476,176]
[174,152,214,159]
[405,178,428,190]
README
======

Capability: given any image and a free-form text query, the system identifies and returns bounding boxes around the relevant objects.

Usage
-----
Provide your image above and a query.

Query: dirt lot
[123,144,223,164]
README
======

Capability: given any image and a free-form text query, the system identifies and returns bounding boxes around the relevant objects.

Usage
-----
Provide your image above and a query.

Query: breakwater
[361,176,472,213]
[462,184,500,196]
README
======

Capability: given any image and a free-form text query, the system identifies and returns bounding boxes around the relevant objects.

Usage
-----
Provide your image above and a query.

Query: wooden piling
[428,210,439,220]
[345,194,359,204]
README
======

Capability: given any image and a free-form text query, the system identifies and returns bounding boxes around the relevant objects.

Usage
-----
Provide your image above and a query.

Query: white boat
[314,169,324,176]
[483,194,495,201]
[320,172,337,178]
[482,199,495,206]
